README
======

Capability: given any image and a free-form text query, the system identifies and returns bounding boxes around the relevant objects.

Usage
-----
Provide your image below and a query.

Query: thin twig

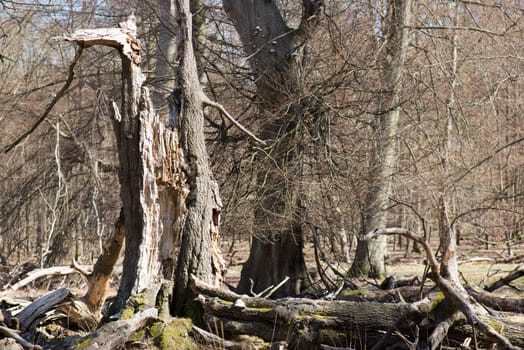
[261,276,290,298]
[4,46,84,153]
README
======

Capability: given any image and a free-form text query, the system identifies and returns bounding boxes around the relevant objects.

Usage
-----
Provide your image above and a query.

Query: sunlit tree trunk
[172,0,226,314]
[350,0,412,277]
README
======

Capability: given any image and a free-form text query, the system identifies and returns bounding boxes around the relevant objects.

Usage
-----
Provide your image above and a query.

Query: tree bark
[172,0,226,315]
[350,0,412,278]
[224,0,323,298]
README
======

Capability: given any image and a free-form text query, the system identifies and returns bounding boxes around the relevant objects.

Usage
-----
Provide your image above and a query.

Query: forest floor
[0,234,522,350]
[1,235,522,299]
[222,238,524,297]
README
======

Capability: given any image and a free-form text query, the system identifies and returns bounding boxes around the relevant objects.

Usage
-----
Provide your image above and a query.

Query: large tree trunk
[350,0,411,277]
[223,0,323,298]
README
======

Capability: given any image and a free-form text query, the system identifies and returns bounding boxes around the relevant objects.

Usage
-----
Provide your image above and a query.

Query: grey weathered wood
[63,15,192,314]
[17,288,70,331]
[81,308,158,350]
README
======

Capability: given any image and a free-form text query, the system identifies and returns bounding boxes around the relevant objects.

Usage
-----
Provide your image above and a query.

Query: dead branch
[16,288,71,331]
[79,308,158,350]
[6,265,93,291]
[4,47,84,153]
[201,96,267,146]
[362,228,440,274]
[0,325,41,350]
[484,266,523,292]
[427,311,464,350]
[465,285,523,312]
[362,227,520,350]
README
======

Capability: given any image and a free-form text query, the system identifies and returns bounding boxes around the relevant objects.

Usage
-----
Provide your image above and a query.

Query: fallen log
[191,275,524,349]
[465,285,523,313]
[74,308,158,350]
[338,286,432,303]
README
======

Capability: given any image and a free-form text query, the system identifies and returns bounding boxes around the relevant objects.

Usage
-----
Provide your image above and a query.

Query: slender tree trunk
[152,0,177,116]
[172,0,226,315]
[350,0,411,277]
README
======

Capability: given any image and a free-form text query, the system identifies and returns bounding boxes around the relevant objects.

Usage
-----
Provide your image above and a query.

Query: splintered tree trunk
[63,12,222,316]
[224,0,323,298]
[350,0,411,277]
[63,22,167,310]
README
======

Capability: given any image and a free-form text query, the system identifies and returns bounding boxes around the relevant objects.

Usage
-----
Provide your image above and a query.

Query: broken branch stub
[61,17,140,65]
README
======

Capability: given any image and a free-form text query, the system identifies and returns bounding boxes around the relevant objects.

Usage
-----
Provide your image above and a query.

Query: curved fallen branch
[362,228,520,350]
[5,265,92,292]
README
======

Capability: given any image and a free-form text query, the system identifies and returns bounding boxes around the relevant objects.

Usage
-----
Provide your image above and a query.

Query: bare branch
[4,46,84,153]
[201,96,267,146]
[0,325,42,350]
[363,228,520,350]
[484,267,524,293]
[412,26,506,36]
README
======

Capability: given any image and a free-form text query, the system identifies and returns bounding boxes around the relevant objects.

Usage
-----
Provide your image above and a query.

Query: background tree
[349,0,412,277]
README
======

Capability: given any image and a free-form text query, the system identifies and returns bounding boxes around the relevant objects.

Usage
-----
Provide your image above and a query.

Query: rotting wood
[16,288,71,332]
[191,274,524,349]
[74,308,158,350]
[82,209,125,314]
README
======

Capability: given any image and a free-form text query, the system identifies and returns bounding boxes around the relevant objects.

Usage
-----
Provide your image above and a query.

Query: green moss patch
[160,318,198,350]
